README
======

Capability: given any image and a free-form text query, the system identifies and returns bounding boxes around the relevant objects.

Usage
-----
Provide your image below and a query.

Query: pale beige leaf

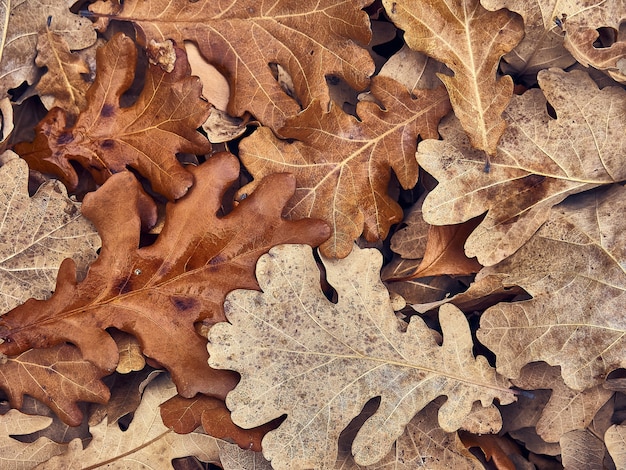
[0,153,100,314]
[35,374,222,469]
[459,403,502,435]
[0,409,66,469]
[511,362,613,442]
[480,0,576,77]
[384,0,524,155]
[605,424,626,468]
[418,68,626,266]
[560,429,605,470]
[478,184,626,391]
[184,42,229,112]
[208,244,513,469]
[0,1,95,98]
[379,45,449,93]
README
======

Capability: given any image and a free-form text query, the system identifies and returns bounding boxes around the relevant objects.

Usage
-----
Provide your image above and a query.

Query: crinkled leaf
[0,153,100,314]
[88,0,375,130]
[560,430,605,470]
[418,68,626,266]
[16,33,211,201]
[605,424,626,468]
[478,184,626,391]
[0,1,95,98]
[384,0,523,155]
[208,244,513,469]
[0,153,330,402]
[239,76,451,258]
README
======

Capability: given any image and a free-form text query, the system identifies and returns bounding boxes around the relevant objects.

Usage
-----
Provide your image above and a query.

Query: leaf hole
[593,27,618,49]
[545,101,557,119]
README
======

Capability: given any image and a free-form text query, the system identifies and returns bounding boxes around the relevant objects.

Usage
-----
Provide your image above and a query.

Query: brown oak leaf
[88,0,375,130]
[239,76,451,258]
[605,424,626,468]
[383,0,524,155]
[0,344,110,426]
[15,33,212,201]
[0,152,330,402]
[208,244,513,469]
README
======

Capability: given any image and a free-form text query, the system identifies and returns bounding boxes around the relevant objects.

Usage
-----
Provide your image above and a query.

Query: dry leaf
[379,44,449,92]
[239,76,451,258]
[509,427,561,456]
[511,362,613,442]
[16,33,211,201]
[560,429,605,470]
[208,244,513,469]
[0,153,100,314]
[459,432,517,470]
[0,1,95,97]
[88,0,375,130]
[184,42,229,112]
[605,424,626,468]
[418,68,626,266]
[35,373,222,469]
[35,28,91,117]
[0,152,329,404]
[478,184,626,391]
[481,0,576,78]
[384,0,523,155]
[111,330,146,374]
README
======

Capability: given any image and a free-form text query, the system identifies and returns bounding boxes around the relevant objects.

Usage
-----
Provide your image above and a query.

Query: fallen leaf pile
[0,1,625,469]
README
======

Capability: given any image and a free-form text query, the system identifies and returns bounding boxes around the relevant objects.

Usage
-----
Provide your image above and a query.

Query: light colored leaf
[208,244,513,469]
[0,153,100,314]
[384,0,523,155]
[418,68,626,266]
[605,424,626,469]
[560,429,605,470]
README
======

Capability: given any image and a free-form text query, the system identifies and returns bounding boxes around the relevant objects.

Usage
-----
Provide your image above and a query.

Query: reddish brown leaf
[15,33,211,201]
[0,344,109,426]
[239,76,451,258]
[160,394,277,451]
[0,152,330,402]
[459,431,518,470]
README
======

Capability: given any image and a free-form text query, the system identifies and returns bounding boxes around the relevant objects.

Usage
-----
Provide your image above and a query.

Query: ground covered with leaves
[0,0,625,469]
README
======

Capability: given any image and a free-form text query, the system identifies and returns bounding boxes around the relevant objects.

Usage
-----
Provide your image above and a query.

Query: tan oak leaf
[208,244,513,469]
[605,424,626,468]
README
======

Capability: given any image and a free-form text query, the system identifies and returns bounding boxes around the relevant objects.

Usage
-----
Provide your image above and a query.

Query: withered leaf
[16,33,211,201]
[0,1,95,98]
[418,68,626,266]
[208,244,513,469]
[0,153,100,314]
[0,344,110,426]
[239,76,451,258]
[605,424,626,468]
[560,429,605,470]
[384,0,523,155]
[88,0,375,130]
[0,153,330,402]
[478,183,626,391]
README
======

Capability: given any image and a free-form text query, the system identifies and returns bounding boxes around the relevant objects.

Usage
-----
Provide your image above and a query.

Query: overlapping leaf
[88,0,375,130]
[208,244,513,469]
[384,0,523,155]
[16,33,211,201]
[418,68,626,266]
[478,184,626,391]
[239,76,451,258]
[0,153,330,401]
[0,153,100,314]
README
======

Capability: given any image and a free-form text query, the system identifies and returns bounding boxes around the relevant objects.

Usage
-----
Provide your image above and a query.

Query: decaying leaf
[605,424,626,468]
[384,0,523,155]
[88,0,375,130]
[560,429,605,470]
[239,76,451,258]
[208,244,513,469]
[0,1,95,98]
[35,28,92,117]
[16,33,211,201]
[418,68,626,266]
[379,44,449,92]
[478,183,626,391]
[36,373,223,469]
[0,153,100,314]
[0,152,329,404]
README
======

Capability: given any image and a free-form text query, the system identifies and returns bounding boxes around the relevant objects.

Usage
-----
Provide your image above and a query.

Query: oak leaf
[384,0,524,155]
[478,183,626,391]
[0,153,100,314]
[560,430,605,470]
[0,152,330,401]
[88,0,375,130]
[35,28,92,117]
[605,424,626,468]
[239,76,451,258]
[0,1,95,98]
[16,33,211,201]
[418,68,626,266]
[208,244,514,469]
